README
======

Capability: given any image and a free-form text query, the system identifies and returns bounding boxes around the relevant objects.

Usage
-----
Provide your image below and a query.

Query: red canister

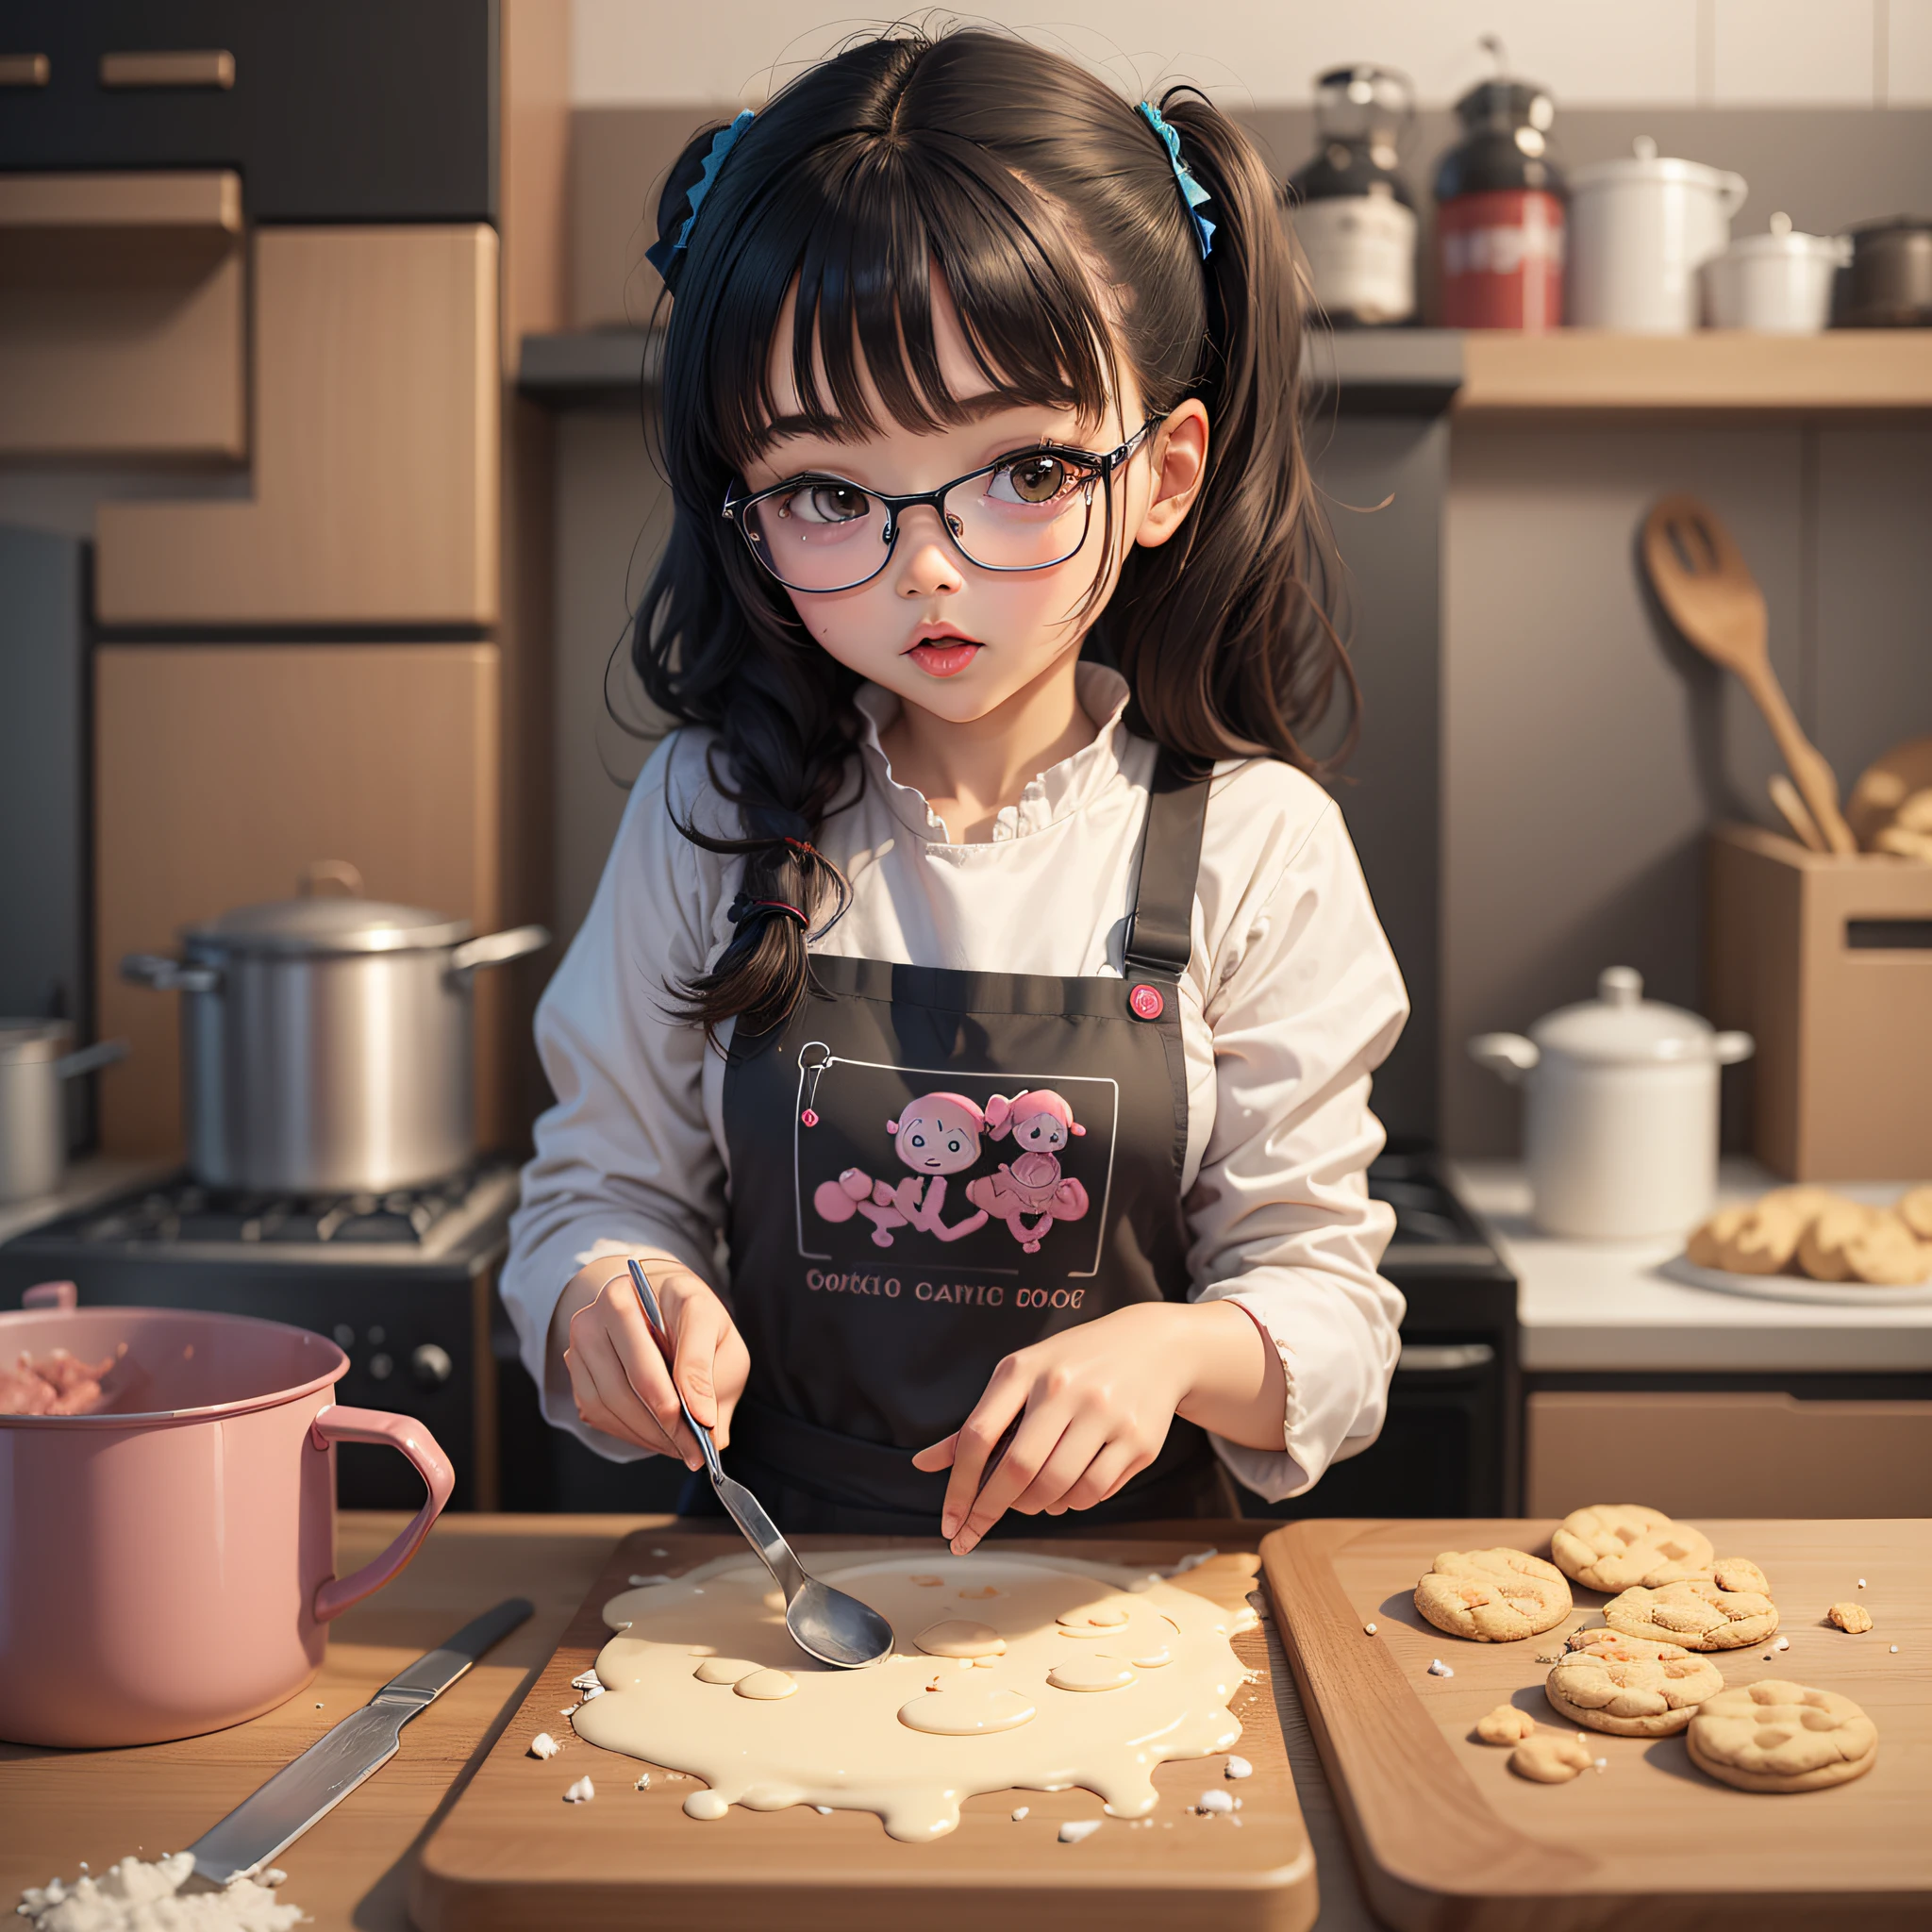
[1434,77,1566,329]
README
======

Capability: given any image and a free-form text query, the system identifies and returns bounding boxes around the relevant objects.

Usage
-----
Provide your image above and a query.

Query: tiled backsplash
[572,0,1932,110]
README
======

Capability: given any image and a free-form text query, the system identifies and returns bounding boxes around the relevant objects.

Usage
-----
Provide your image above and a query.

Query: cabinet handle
[1397,1341,1495,1374]
[0,53,49,87]
[101,49,235,90]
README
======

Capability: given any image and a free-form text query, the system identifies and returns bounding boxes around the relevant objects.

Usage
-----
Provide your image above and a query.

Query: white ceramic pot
[1702,213,1851,333]
[1569,138,1748,333]
[1469,967,1754,1240]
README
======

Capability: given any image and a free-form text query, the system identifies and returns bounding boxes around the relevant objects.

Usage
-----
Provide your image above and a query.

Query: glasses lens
[944,453,1096,571]
[744,480,891,591]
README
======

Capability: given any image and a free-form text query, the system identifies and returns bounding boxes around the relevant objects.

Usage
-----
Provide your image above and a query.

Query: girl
[502,25,1407,1553]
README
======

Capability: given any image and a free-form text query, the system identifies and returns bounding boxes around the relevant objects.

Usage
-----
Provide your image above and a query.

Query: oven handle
[1396,1341,1495,1374]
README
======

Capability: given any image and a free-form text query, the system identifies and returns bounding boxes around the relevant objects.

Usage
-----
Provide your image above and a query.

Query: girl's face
[892,1098,982,1174]
[1011,1111,1069,1154]
[740,274,1207,725]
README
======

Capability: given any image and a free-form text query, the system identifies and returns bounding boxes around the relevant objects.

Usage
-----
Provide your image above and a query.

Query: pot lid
[1528,967,1722,1064]
[1714,212,1847,260]
[0,1020,73,1064]
[1571,137,1737,193]
[184,893,472,956]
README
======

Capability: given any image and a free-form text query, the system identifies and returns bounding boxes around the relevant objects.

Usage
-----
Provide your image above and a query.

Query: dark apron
[690,750,1233,1535]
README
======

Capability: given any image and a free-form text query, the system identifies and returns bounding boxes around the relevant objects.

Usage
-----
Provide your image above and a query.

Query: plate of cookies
[1665,1184,1932,1304]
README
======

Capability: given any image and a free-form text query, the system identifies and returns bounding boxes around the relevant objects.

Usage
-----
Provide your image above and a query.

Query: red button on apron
[1128,983,1165,1021]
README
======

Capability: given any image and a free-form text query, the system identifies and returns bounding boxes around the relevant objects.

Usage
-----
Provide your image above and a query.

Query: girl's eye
[909,1134,924,1147]
[987,455,1085,508]
[778,482,872,525]
[947,1139,961,1152]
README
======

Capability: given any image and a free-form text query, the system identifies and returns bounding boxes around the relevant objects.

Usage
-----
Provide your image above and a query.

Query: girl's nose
[894,505,964,598]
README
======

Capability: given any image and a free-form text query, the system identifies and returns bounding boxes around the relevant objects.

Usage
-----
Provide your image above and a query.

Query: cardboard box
[1707,823,1932,1179]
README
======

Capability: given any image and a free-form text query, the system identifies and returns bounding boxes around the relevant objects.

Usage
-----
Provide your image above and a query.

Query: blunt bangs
[695,126,1122,470]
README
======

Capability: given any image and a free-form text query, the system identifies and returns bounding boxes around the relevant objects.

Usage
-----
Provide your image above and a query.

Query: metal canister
[1433,75,1566,329]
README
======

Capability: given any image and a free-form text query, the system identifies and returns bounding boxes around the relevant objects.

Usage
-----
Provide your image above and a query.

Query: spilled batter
[571,1551,1255,1840]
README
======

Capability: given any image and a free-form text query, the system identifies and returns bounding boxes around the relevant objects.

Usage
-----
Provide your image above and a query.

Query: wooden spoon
[1768,773,1826,852]
[1641,494,1857,854]
[1845,735,1932,849]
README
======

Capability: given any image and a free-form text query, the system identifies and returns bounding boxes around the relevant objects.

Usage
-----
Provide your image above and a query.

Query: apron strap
[1123,750,1210,978]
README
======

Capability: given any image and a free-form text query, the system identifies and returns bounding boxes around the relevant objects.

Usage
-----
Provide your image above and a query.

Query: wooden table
[0,1513,1381,1931]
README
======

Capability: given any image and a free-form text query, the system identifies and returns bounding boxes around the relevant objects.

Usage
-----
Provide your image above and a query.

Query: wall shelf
[1455,329,1932,419]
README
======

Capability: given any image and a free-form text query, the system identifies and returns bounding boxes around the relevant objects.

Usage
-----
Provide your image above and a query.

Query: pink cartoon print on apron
[965,1091,1091,1253]
[812,1092,992,1246]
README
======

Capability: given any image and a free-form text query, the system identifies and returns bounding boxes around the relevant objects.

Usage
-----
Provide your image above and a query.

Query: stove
[0,1161,520,1511]
[1244,1148,1521,1519]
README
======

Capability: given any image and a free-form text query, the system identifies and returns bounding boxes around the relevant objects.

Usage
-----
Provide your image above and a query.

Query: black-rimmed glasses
[722,419,1159,593]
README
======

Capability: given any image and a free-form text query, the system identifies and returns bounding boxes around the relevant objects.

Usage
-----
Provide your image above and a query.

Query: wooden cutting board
[410,1528,1316,1932]
[1262,1517,1932,1931]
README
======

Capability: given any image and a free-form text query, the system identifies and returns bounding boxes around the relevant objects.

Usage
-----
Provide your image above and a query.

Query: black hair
[629,25,1351,1041]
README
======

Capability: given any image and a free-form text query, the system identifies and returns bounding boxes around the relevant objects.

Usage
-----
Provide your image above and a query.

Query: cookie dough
[1415,1548,1572,1642]
[1550,1506,1714,1591]
[1475,1704,1537,1744]
[1545,1642,1723,1737]
[1687,1680,1878,1793]
[1603,1576,1779,1652]
[1509,1731,1595,1783]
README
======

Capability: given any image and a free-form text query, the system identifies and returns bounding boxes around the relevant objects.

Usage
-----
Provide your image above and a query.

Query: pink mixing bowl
[0,1289,453,1747]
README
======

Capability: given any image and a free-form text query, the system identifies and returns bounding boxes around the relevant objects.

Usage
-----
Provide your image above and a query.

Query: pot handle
[53,1038,130,1081]
[1469,1032,1540,1085]
[121,952,223,995]
[1713,1029,1756,1066]
[448,924,551,977]
[1717,171,1749,218]
[308,1405,455,1623]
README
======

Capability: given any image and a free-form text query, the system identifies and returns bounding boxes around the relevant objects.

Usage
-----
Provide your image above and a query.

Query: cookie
[1509,1731,1595,1783]
[1900,1185,1932,1242]
[1687,1680,1877,1793]
[1550,1506,1714,1591]
[1563,1626,1682,1659]
[1797,1201,1878,1282]
[1415,1548,1572,1642]
[1844,1213,1932,1287]
[1603,1576,1779,1651]
[1686,1205,1750,1271]
[1709,1557,1773,1597]
[1545,1643,1724,1737]
[1475,1704,1537,1744]
[1828,1602,1874,1634]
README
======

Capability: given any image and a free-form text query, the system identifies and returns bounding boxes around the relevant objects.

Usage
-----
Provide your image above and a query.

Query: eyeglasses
[722,419,1159,594]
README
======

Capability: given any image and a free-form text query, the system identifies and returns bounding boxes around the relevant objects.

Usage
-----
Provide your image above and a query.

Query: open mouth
[904,637,983,678]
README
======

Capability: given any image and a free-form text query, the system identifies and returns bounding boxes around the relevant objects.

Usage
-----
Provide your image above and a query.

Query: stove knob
[368,1351,393,1382]
[411,1342,454,1390]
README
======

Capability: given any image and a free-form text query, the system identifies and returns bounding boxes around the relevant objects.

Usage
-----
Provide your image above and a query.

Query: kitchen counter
[1454,1158,1932,1374]
[0,1513,1379,1931]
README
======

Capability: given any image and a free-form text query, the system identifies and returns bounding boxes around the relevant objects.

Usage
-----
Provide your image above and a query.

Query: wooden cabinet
[94,643,507,1158]
[1527,1388,1932,1517]
[96,225,500,627]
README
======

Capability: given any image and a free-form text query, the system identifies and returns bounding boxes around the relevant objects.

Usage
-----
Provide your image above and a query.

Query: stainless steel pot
[0,1023,129,1203]
[122,863,548,1193]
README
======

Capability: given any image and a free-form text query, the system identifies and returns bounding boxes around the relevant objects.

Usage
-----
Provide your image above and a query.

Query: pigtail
[1103,91,1357,775]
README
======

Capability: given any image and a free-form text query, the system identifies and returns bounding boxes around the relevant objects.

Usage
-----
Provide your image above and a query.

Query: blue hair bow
[1137,101,1215,260]
[646,108,755,285]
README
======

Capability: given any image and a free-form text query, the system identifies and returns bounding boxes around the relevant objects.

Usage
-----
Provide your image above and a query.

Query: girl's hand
[558,1258,749,1469]
[910,1304,1200,1553]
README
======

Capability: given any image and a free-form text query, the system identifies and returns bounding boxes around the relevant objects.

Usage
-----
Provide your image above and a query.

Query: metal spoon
[626,1259,893,1669]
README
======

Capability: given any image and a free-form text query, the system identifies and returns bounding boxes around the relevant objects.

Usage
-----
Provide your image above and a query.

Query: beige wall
[1443,423,1932,1154]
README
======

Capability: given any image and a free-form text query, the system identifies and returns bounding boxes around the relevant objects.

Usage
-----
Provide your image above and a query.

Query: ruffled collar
[852,664,1135,844]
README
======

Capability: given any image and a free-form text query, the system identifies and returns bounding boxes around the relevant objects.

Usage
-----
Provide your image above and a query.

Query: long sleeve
[500,732,732,1459]
[1183,787,1409,1502]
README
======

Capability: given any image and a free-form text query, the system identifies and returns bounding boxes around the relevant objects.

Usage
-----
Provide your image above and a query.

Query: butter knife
[186,1596,533,1886]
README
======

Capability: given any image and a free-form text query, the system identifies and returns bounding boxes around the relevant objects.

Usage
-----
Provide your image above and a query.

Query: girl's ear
[1133,400,1210,552]
[887,1118,901,1134]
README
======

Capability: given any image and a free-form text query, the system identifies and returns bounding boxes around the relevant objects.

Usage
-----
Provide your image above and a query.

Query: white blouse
[502,663,1409,1502]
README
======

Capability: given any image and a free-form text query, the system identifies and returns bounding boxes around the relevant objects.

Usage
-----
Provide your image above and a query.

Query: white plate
[1659,1254,1932,1307]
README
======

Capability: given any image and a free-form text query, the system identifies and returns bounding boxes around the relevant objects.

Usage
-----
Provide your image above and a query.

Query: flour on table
[15,1854,302,1931]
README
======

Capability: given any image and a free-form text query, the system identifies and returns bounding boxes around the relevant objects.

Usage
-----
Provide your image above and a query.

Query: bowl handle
[309,1405,456,1623]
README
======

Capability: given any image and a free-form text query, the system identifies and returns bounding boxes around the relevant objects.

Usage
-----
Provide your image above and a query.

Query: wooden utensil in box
[1847,735,1932,857]
[1642,494,1857,854]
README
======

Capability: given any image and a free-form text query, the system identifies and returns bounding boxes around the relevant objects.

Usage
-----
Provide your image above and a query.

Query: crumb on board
[1829,1602,1874,1634]
[1011,1806,1029,1821]
[1058,1819,1102,1844]
[528,1733,560,1759]
[1224,1755,1253,1779]
[563,1776,595,1803]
